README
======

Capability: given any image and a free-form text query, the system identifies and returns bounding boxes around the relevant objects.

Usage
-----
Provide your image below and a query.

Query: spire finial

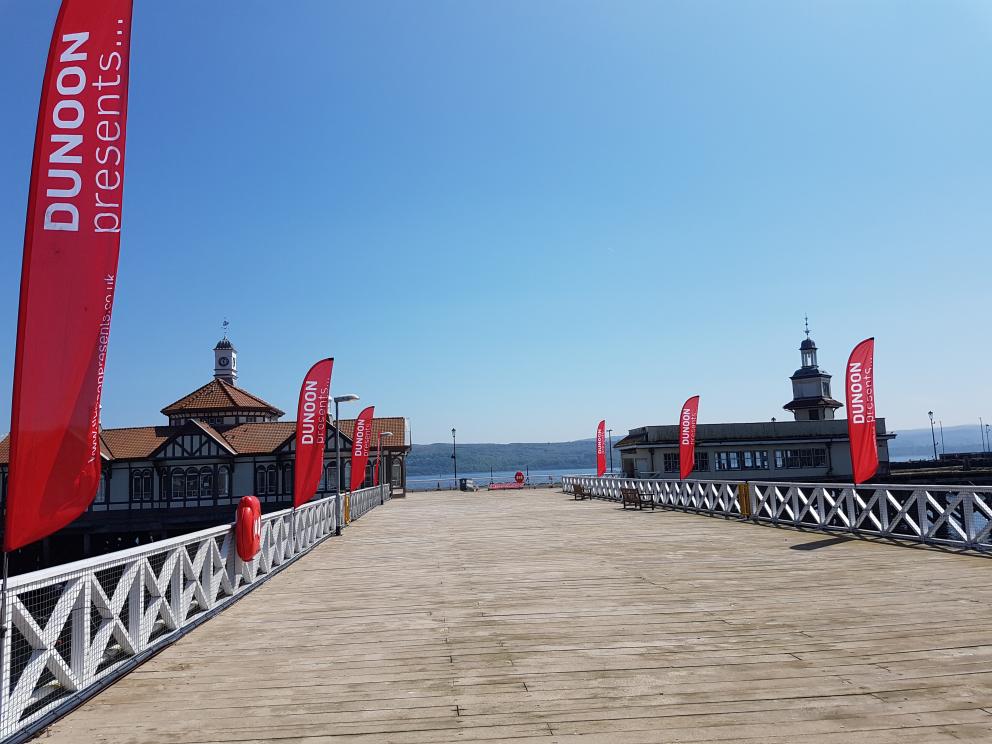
[804,314,810,339]
[222,318,229,339]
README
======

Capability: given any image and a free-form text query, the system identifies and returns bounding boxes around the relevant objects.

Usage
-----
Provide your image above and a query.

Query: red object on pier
[293,358,333,508]
[5,0,135,551]
[596,421,607,476]
[515,471,525,484]
[236,496,262,561]
[845,338,878,485]
[679,396,700,480]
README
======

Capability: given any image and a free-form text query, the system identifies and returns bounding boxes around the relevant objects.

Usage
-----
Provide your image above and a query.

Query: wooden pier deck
[42,489,992,743]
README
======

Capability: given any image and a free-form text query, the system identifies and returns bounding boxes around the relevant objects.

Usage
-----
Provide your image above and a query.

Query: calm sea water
[406,468,601,491]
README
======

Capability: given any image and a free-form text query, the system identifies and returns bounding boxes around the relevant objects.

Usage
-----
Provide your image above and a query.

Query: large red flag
[6,0,134,551]
[679,396,700,480]
[596,420,606,476]
[845,338,878,485]
[293,358,333,508]
[349,406,374,491]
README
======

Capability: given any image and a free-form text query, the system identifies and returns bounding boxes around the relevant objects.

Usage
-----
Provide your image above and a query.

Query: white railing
[350,483,391,521]
[0,484,389,744]
[561,475,992,551]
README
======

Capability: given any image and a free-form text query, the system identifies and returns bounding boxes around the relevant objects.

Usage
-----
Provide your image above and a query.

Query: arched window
[131,469,153,501]
[186,468,199,499]
[255,466,267,495]
[282,463,294,494]
[171,469,185,499]
[217,467,230,497]
[200,467,214,499]
[266,465,277,495]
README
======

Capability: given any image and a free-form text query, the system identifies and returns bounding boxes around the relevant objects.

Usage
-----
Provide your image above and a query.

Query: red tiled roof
[161,379,284,416]
[1,433,112,465]
[101,426,175,459]
[219,421,296,454]
[337,417,408,450]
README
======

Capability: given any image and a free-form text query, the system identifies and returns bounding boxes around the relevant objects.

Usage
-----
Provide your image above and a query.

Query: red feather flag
[6,0,135,551]
[293,358,333,508]
[845,338,878,485]
[679,396,700,480]
[596,420,606,476]
[349,406,375,492]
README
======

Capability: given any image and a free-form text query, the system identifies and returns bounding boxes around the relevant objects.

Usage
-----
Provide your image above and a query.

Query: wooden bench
[573,484,589,500]
[621,487,655,510]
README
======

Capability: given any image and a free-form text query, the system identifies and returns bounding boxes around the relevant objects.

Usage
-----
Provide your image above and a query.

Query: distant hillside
[407,439,600,475]
[887,424,987,460]
[406,424,990,474]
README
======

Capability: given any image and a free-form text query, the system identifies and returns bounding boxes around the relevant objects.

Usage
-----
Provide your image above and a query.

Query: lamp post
[451,428,457,490]
[986,424,990,457]
[982,417,988,454]
[607,428,614,473]
[375,431,394,488]
[939,420,945,456]
[333,394,360,536]
[928,411,938,462]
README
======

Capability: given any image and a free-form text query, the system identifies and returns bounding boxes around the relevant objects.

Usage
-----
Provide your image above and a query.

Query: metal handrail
[561,475,992,551]
[0,483,390,743]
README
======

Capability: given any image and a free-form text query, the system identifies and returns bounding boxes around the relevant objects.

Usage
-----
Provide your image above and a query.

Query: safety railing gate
[0,484,390,743]
[561,475,992,551]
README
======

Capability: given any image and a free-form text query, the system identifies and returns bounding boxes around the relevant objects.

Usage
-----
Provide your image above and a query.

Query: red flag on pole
[845,338,878,485]
[293,358,333,508]
[596,420,606,476]
[5,0,135,551]
[349,406,375,492]
[679,396,700,480]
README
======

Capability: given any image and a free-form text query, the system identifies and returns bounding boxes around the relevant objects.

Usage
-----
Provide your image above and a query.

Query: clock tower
[213,336,238,386]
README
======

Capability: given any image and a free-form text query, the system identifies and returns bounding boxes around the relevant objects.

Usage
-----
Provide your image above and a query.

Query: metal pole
[982,418,987,453]
[334,399,342,536]
[607,428,614,473]
[452,428,457,490]
[939,420,945,455]
[928,412,938,462]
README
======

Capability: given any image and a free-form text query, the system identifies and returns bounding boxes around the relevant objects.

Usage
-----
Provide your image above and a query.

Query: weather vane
[222,318,229,339]
[804,314,810,339]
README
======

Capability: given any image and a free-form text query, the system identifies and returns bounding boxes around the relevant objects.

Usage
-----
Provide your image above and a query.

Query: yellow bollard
[737,483,752,518]
[345,493,351,524]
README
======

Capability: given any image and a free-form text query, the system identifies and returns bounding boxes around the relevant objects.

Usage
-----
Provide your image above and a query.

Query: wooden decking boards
[41,489,992,743]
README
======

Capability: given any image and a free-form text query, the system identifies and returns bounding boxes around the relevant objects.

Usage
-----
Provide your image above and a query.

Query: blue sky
[1,1,990,444]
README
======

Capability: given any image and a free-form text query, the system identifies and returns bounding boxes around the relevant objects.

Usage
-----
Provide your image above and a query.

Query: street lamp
[375,431,394,488]
[928,411,938,462]
[451,428,457,489]
[607,428,614,473]
[333,393,359,535]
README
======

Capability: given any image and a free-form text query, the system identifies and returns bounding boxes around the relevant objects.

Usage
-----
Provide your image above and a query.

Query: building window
[218,467,230,497]
[131,468,153,501]
[716,451,769,471]
[256,465,279,495]
[282,463,294,494]
[200,467,214,499]
[808,409,820,421]
[694,452,709,471]
[774,448,827,469]
[663,453,679,473]
[186,468,200,499]
[171,470,185,499]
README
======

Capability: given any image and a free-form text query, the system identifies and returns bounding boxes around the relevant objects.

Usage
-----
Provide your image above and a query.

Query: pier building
[0,336,411,565]
[616,329,894,481]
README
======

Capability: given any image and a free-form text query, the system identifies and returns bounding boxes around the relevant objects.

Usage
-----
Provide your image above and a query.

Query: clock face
[218,357,230,367]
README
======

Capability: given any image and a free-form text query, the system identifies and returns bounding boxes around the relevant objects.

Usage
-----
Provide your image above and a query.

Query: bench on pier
[573,484,589,500]
[621,487,655,510]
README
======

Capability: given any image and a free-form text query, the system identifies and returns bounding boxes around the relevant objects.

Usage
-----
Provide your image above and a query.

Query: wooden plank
[40,489,992,743]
